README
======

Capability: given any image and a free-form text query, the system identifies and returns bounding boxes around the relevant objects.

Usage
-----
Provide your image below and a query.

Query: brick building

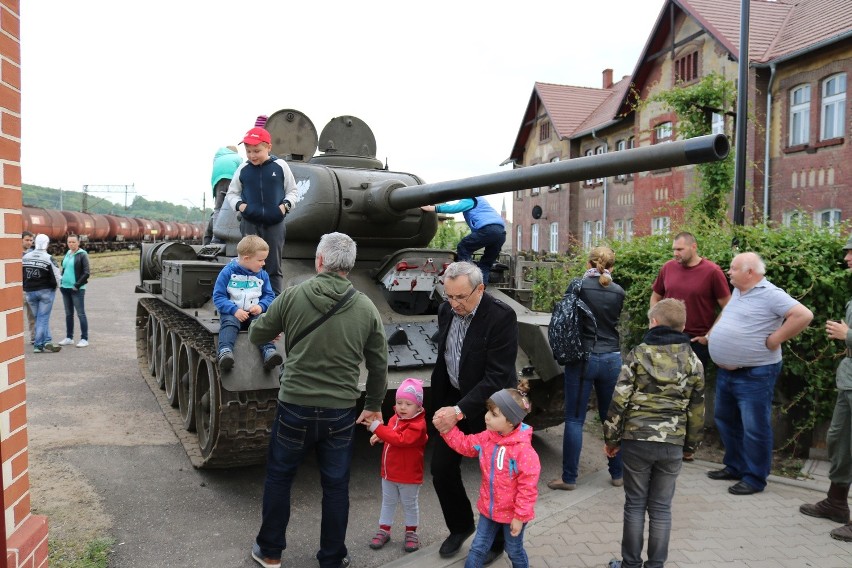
[0,2,50,567]
[509,0,852,252]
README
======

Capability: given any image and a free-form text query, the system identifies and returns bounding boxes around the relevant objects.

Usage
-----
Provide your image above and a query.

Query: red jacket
[373,411,428,484]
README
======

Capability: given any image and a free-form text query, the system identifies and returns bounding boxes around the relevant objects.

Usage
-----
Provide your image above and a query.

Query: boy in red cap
[225,126,300,295]
[363,377,428,553]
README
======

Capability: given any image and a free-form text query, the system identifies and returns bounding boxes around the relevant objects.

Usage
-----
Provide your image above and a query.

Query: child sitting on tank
[212,235,282,372]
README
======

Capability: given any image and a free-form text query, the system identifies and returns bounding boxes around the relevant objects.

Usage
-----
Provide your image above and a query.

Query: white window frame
[783,210,806,227]
[651,216,670,235]
[614,219,624,240]
[594,220,603,243]
[516,224,522,251]
[654,122,672,143]
[789,84,811,146]
[584,149,594,185]
[626,218,633,241]
[549,157,561,190]
[821,73,846,141]
[549,222,558,253]
[531,223,539,251]
[582,220,592,249]
[616,140,627,180]
[595,146,605,183]
[816,209,842,229]
[711,112,725,135]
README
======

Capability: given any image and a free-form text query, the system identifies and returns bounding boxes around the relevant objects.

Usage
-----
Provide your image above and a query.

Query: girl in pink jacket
[440,379,541,568]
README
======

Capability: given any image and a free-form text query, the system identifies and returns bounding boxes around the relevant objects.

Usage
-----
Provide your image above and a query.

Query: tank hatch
[264,109,319,161]
[312,115,384,169]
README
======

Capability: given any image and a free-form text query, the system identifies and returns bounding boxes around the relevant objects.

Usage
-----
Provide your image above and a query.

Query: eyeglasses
[442,288,478,304]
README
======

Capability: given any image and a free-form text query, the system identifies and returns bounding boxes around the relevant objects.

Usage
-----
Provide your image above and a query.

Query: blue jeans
[456,223,506,285]
[714,362,782,490]
[60,287,88,340]
[561,352,623,484]
[255,402,356,568]
[465,516,527,568]
[620,440,683,568]
[26,289,55,348]
[218,313,273,355]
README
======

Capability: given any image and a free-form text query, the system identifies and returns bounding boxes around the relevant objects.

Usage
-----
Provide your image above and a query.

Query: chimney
[602,68,613,89]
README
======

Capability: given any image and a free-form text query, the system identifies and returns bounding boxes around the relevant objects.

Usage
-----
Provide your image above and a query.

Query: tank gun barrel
[387,133,729,211]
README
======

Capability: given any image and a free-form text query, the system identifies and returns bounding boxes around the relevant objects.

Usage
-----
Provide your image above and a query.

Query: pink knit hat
[396,378,424,406]
[255,115,269,128]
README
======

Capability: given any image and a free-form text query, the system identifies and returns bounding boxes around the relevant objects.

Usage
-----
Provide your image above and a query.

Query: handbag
[286,287,357,352]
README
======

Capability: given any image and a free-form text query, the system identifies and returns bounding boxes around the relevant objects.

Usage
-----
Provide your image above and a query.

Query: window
[515,189,524,199]
[821,73,847,140]
[675,51,698,83]
[539,121,551,141]
[784,210,806,227]
[531,223,539,251]
[531,185,540,196]
[584,149,594,185]
[626,218,633,241]
[711,112,725,135]
[549,222,559,253]
[582,221,592,249]
[654,122,673,143]
[651,216,670,235]
[614,219,624,240]
[628,137,635,149]
[594,220,603,242]
[549,157,561,190]
[789,84,811,146]
[516,225,522,251]
[616,140,627,180]
[817,209,842,229]
[596,146,605,183]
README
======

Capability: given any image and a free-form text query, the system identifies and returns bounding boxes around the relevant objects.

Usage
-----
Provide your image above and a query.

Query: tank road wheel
[163,330,180,408]
[156,320,169,390]
[146,314,159,377]
[195,356,220,460]
[177,343,196,432]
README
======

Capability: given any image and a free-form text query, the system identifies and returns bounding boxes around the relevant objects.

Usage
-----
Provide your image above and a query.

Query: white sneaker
[76,339,89,348]
[58,338,74,346]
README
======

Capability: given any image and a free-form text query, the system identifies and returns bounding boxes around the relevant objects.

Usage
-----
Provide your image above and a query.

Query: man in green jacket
[248,232,388,568]
[800,233,852,542]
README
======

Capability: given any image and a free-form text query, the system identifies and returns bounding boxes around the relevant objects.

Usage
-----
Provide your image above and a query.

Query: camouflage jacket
[603,326,705,453]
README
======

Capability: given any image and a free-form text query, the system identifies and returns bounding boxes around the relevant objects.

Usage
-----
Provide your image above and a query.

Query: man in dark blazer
[431,261,519,564]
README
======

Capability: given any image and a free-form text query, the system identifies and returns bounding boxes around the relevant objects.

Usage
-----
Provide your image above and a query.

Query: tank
[134,108,729,468]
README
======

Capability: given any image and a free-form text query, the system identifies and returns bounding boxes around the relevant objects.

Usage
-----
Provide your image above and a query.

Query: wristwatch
[453,405,464,420]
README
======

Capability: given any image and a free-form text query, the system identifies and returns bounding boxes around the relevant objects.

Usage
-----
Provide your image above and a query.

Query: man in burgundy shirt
[650,232,730,369]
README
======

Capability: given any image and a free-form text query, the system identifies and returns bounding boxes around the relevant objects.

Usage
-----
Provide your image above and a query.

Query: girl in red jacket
[365,378,428,553]
[439,379,541,568]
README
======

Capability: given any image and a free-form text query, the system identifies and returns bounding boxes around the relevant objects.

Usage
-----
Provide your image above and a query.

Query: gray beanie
[844,234,852,251]
[490,389,531,426]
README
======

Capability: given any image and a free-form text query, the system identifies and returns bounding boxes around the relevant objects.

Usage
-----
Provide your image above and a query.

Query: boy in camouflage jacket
[603,298,705,568]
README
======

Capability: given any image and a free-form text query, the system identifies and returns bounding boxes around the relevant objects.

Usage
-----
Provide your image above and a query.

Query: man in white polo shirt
[706,251,813,495]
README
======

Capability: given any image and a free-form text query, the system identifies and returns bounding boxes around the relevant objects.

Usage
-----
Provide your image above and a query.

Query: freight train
[22,206,205,254]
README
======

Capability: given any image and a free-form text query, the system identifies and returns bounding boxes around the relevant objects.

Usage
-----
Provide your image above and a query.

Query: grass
[49,537,114,568]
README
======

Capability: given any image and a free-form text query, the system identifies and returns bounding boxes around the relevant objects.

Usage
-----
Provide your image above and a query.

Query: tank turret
[137,109,729,468]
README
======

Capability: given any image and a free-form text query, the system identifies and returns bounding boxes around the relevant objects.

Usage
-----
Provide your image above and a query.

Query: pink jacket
[442,423,540,523]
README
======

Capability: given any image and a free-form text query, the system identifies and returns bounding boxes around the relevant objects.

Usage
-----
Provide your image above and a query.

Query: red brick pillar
[0,3,49,567]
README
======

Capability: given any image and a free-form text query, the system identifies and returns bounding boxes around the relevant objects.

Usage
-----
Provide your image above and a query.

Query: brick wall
[0,1,49,567]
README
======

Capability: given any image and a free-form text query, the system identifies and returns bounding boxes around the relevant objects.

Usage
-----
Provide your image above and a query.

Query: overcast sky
[20,0,664,217]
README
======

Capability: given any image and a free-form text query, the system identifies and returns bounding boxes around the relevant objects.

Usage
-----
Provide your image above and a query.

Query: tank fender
[217,334,282,392]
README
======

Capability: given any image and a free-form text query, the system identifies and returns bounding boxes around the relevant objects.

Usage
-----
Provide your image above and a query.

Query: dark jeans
[241,219,285,295]
[561,352,623,484]
[714,362,782,490]
[456,223,506,285]
[60,287,88,341]
[621,440,683,568]
[465,516,527,568]
[256,402,356,568]
[217,313,273,355]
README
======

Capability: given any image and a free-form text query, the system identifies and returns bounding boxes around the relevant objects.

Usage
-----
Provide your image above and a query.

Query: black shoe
[483,548,504,566]
[438,527,475,558]
[728,481,760,495]
[707,468,741,480]
[263,350,283,371]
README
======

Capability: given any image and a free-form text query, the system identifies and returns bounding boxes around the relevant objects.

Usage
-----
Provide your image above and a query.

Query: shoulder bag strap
[286,287,357,352]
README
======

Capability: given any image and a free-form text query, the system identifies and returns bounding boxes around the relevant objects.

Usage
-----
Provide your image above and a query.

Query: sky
[20,0,665,218]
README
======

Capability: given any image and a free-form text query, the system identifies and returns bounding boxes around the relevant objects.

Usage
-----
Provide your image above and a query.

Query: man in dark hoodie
[603,298,705,568]
[247,232,388,568]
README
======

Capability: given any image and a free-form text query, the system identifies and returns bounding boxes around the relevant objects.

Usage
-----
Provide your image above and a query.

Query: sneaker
[404,531,420,552]
[340,555,351,568]
[263,349,283,372]
[33,346,43,353]
[218,349,234,372]
[250,543,280,568]
[76,339,89,348]
[611,478,624,487]
[58,338,74,346]
[42,342,62,353]
[608,560,623,568]
[369,529,390,550]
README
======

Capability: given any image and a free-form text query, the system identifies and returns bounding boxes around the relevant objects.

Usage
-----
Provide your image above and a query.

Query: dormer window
[675,51,699,83]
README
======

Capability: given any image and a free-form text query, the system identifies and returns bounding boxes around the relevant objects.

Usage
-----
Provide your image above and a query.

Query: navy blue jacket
[225,155,299,226]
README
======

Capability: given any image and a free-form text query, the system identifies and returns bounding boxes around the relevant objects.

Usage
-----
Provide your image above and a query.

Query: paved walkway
[385,459,851,567]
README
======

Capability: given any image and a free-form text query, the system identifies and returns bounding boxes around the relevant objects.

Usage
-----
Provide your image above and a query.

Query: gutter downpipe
[592,129,608,238]
[763,63,776,224]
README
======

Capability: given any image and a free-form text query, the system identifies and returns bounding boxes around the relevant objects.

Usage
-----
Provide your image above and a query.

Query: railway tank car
[133,107,730,469]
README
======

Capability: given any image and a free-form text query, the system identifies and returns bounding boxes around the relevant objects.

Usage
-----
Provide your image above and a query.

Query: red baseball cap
[242,127,271,145]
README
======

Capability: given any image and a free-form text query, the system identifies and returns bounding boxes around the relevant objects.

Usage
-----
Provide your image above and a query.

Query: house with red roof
[508,0,852,252]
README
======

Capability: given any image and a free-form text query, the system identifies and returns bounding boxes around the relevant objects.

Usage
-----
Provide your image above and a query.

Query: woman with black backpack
[548,245,625,491]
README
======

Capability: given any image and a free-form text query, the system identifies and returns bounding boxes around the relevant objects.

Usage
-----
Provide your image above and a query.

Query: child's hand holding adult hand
[369,434,382,446]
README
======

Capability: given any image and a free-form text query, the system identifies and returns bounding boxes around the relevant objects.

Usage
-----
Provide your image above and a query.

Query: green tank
[135,108,729,468]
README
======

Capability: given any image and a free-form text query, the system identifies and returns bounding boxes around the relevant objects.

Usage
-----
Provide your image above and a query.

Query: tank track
[137,297,277,468]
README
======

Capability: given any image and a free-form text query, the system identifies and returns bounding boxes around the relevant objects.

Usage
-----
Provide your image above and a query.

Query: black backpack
[548,277,596,365]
